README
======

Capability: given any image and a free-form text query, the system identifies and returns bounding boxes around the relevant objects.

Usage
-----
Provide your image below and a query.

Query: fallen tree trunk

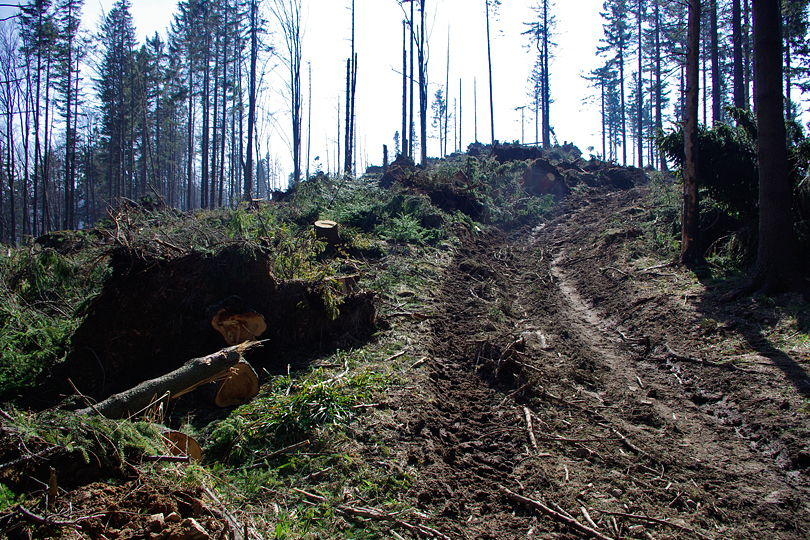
[77,344,257,418]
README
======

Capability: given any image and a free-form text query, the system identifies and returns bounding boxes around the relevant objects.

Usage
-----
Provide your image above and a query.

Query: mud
[384,186,809,538]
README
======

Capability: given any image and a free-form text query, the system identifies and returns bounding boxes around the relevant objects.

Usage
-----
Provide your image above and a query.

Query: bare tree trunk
[306,62,311,180]
[485,0,495,145]
[748,0,800,293]
[681,0,701,265]
[418,0,427,165]
[710,0,721,124]
[732,0,745,109]
[244,0,257,200]
[78,346,246,419]
[401,20,407,157]
[636,0,643,167]
[409,0,414,159]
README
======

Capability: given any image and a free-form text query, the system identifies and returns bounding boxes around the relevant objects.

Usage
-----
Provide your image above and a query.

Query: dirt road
[389,186,809,539]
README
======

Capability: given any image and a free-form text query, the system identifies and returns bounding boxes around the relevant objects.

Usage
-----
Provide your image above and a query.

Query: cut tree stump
[314,220,340,248]
[214,359,260,407]
[211,308,267,345]
[77,344,256,418]
[161,429,203,462]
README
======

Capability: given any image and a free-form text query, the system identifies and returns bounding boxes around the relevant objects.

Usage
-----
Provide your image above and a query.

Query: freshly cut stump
[214,359,260,407]
[314,220,340,247]
[161,429,203,462]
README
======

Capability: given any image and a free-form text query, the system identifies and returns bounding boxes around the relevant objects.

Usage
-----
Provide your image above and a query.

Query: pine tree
[599,0,632,166]
[97,0,137,202]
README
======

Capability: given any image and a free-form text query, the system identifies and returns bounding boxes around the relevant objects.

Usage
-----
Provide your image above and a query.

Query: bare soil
[384,185,810,538]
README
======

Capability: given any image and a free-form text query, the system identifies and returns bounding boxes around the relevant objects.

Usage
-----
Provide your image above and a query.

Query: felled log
[77,344,254,418]
[211,308,267,345]
[214,359,260,407]
[314,220,340,248]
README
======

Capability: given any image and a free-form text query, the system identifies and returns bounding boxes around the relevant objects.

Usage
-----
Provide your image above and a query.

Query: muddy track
[391,188,809,539]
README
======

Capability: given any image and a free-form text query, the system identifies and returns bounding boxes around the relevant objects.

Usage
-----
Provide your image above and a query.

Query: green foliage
[377,213,443,245]
[0,249,108,399]
[0,483,22,511]
[657,122,758,221]
[9,409,162,471]
[205,356,387,465]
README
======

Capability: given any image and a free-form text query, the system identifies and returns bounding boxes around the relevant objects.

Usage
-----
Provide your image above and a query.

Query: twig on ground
[202,484,248,540]
[581,506,600,530]
[523,407,538,450]
[386,311,434,320]
[142,455,191,463]
[602,510,711,539]
[67,378,105,418]
[292,488,451,539]
[500,487,615,540]
[16,506,104,528]
[641,261,676,273]
[383,351,407,363]
[246,440,311,469]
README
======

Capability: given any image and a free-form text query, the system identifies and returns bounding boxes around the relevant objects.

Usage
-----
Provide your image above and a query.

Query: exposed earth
[3,173,809,539]
[380,185,810,538]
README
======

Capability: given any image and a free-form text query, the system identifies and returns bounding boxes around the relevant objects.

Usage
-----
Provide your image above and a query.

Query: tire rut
[392,190,808,539]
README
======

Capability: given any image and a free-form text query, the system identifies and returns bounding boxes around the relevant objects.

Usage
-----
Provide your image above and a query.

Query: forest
[0,0,809,538]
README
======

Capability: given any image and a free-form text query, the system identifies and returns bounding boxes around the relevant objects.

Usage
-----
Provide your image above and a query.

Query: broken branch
[500,487,615,540]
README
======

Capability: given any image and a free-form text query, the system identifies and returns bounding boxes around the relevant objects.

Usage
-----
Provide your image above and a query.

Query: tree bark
[710,0,721,124]
[244,0,257,200]
[749,0,801,293]
[681,0,701,265]
[485,0,495,145]
[731,0,746,109]
[77,345,248,419]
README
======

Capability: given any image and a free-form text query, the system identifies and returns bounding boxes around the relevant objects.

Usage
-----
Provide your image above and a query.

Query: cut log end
[314,220,341,247]
[161,429,203,462]
[214,359,260,407]
[211,308,267,346]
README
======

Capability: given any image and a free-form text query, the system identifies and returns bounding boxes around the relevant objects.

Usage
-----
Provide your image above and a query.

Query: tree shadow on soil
[689,266,810,400]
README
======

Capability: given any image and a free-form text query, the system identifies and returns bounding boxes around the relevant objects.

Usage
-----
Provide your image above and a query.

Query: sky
[84,0,607,184]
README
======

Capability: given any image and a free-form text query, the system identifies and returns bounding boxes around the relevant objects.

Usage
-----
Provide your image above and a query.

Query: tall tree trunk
[619,36,627,166]
[344,58,352,174]
[408,0,414,158]
[418,0,427,165]
[186,69,195,210]
[681,0,701,265]
[401,20,407,157]
[306,62,311,180]
[485,0,495,145]
[244,0,257,200]
[784,37,792,122]
[654,0,666,170]
[743,0,751,106]
[201,33,211,208]
[636,0,643,167]
[444,28,450,157]
[749,0,800,293]
[542,0,550,148]
[732,0,746,108]
[710,0,721,123]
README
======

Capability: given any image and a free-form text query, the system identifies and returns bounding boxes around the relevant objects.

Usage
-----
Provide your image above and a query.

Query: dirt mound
[46,245,376,402]
[522,158,570,199]
[379,154,416,188]
[600,166,649,189]
[0,480,229,539]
